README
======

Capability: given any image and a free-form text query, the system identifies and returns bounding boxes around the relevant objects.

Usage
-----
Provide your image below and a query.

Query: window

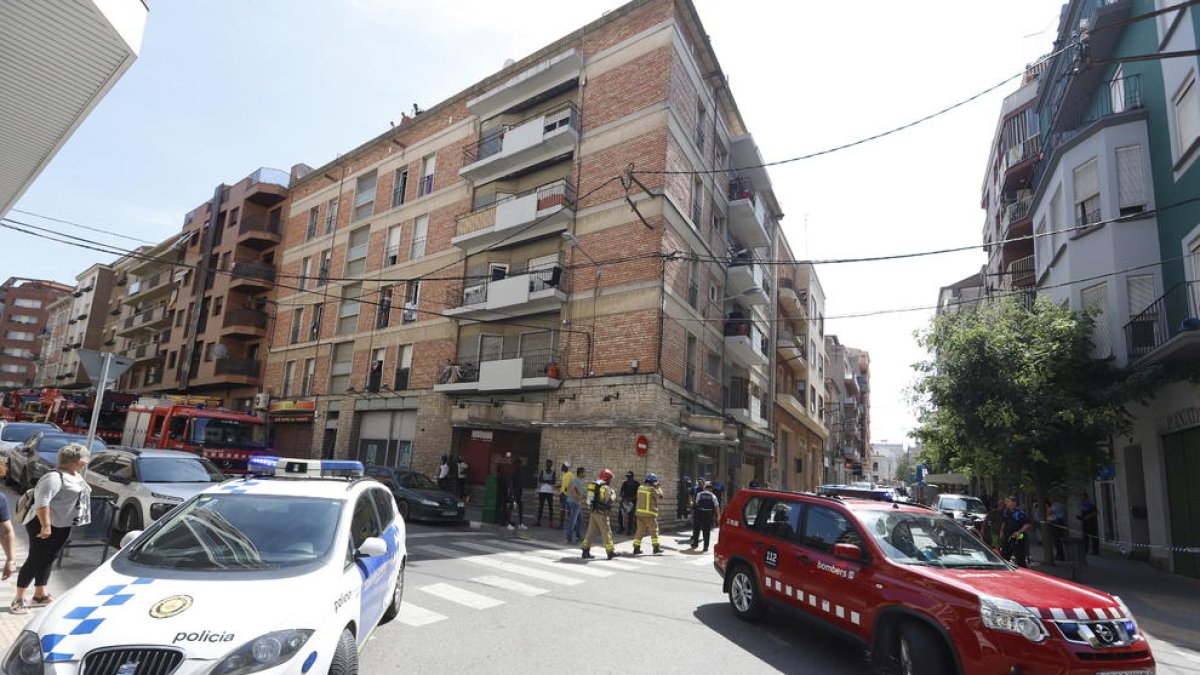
[301,358,316,396]
[1074,158,1100,228]
[1173,73,1200,158]
[809,384,816,414]
[212,297,223,316]
[1116,145,1146,215]
[167,351,177,369]
[329,342,353,395]
[13,299,41,309]
[1049,186,1062,251]
[290,308,304,344]
[1110,66,1127,114]
[338,284,361,335]
[299,256,312,290]
[317,199,335,236]
[0,348,33,359]
[410,215,428,259]
[687,260,699,308]
[317,250,331,286]
[715,141,728,173]
[309,303,323,341]
[283,361,296,398]
[694,100,706,151]
[353,170,377,222]
[760,500,802,540]
[385,226,402,266]
[801,505,860,554]
[204,343,214,362]
[1035,217,1048,267]
[345,226,370,277]
[1081,282,1112,358]
[4,331,34,341]
[395,344,412,390]
[690,177,703,225]
[705,349,720,378]
[377,285,393,329]
[684,334,697,391]
[306,206,320,241]
[9,315,36,325]
[0,364,26,374]
[418,155,436,197]
[403,281,419,324]
[392,168,408,207]
[350,493,383,551]
[367,347,386,392]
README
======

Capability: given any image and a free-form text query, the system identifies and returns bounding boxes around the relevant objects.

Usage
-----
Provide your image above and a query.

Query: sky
[6,0,1068,445]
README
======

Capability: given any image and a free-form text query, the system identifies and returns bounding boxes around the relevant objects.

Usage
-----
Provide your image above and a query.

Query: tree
[911,296,1159,558]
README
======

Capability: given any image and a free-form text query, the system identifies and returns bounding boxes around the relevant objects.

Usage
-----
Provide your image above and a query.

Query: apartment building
[33,264,115,388]
[264,0,816,514]
[0,278,71,388]
[116,237,183,394]
[970,0,1200,579]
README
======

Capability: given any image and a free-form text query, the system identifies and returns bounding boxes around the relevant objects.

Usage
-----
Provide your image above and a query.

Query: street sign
[635,435,649,457]
[77,349,134,383]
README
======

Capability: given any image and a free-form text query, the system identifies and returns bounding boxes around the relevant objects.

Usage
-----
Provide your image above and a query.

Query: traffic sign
[77,349,134,384]
[635,435,649,457]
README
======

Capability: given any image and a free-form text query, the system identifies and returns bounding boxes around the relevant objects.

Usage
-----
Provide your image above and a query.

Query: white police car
[2,457,406,675]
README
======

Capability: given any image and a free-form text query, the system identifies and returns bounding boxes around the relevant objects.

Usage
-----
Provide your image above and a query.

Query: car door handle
[797,554,812,565]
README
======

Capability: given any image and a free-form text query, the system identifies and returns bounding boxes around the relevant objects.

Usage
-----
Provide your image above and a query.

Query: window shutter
[1074,159,1098,200]
[1116,146,1145,208]
[1126,274,1154,316]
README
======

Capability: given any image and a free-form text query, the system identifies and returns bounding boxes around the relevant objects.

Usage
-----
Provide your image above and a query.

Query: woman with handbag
[10,443,91,614]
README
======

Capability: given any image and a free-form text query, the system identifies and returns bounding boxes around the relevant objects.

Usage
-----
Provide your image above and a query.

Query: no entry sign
[635,435,649,457]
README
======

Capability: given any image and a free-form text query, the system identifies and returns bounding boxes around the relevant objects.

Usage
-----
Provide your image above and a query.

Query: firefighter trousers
[582,511,614,552]
[632,514,659,548]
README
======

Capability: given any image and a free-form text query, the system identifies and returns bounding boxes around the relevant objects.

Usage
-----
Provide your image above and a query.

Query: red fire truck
[44,390,139,444]
[0,389,52,423]
[121,396,272,474]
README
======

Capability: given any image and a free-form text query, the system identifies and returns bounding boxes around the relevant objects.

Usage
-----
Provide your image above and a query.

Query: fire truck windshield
[190,417,267,448]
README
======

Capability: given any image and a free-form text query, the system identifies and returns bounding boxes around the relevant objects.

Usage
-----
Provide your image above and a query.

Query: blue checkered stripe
[41,578,155,663]
[217,481,260,494]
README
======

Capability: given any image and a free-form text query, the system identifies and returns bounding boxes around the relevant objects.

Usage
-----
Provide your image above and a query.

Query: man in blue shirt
[999,495,1033,568]
[1078,491,1099,555]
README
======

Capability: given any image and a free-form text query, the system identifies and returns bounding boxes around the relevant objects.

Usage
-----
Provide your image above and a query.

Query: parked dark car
[0,422,62,459]
[6,432,108,490]
[365,465,465,523]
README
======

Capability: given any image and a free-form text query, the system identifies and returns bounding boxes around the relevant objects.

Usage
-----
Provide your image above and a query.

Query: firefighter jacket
[587,482,615,513]
[636,483,663,516]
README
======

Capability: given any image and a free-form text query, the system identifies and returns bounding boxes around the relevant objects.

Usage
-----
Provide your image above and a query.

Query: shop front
[268,399,316,457]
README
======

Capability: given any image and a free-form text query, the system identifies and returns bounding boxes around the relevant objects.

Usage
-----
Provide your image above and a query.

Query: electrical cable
[8,208,160,245]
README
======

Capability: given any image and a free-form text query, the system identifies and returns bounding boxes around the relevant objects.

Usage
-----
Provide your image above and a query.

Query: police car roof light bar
[247,455,365,480]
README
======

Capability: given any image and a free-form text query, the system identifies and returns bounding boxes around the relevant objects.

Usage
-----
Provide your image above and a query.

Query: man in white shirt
[437,455,451,491]
[534,459,556,527]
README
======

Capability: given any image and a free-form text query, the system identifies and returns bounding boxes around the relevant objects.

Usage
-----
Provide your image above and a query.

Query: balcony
[777,327,806,366]
[453,179,575,251]
[460,103,579,185]
[1124,280,1200,367]
[130,341,162,363]
[433,349,564,393]
[236,215,281,250]
[727,177,771,249]
[244,167,290,207]
[724,320,768,368]
[221,308,269,339]
[1000,193,1034,237]
[727,254,768,304]
[1007,255,1035,288]
[116,305,171,337]
[725,384,767,429]
[123,272,173,305]
[778,277,806,317]
[467,49,583,120]
[844,371,860,395]
[214,357,261,378]
[1036,74,1144,188]
[776,385,807,421]
[999,134,1042,192]
[444,265,568,321]
[229,260,276,292]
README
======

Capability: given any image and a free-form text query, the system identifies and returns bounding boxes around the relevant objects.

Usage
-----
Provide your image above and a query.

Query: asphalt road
[359,524,874,674]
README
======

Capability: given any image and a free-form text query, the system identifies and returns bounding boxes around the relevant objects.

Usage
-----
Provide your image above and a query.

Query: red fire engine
[121,396,272,474]
[0,389,52,423]
[44,390,139,444]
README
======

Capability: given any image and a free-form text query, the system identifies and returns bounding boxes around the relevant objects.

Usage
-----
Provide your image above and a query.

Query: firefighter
[631,473,664,555]
[581,469,618,560]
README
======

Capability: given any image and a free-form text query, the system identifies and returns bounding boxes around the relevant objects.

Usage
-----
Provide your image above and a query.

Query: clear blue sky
[6,0,1067,443]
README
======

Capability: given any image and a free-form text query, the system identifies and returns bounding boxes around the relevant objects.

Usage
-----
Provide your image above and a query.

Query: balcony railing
[462,102,580,165]
[214,357,261,378]
[222,308,269,329]
[440,348,565,384]
[1124,280,1200,361]
[231,260,277,283]
[1001,193,1034,229]
[725,384,750,410]
[1007,255,1035,286]
[455,178,576,237]
[247,167,290,189]
[238,215,280,237]
[1035,74,1143,188]
[445,265,568,309]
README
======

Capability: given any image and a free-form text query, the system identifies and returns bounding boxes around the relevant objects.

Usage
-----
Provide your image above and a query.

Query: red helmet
[598,469,614,483]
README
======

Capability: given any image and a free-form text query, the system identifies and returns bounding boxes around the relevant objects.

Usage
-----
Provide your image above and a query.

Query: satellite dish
[212,344,229,359]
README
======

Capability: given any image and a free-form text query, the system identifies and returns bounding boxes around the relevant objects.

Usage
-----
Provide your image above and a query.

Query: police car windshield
[137,457,224,483]
[941,497,987,514]
[858,511,1007,568]
[127,494,341,570]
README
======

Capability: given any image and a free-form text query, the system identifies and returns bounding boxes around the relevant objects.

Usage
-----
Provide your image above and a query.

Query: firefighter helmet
[598,468,614,483]
[645,473,658,483]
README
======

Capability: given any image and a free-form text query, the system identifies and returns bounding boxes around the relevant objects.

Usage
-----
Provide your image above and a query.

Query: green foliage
[911,296,1159,495]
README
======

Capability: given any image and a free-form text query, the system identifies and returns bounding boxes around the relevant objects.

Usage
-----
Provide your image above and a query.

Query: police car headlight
[420,499,439,507]
[980,595,1046,642]
[211,629,314,675]
[1,631,43,675]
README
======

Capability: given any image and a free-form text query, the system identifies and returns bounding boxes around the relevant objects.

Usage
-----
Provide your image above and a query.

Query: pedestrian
[617,471,639,534]
[999,495,1033,568]
[495,462,510,526]
[689,481,721,552]
[1031,499,1044,546]
[632,473,663,555]
[1078,491,1099,555]
[507,458,526,530]
[558,461,575,532]
[581,469,617,560]
[456,456,470,502]
[11,443,91,614]
[0,488,17,583]
[1048,496,1067,561]
[437,454,451,491]
[534,459,556,527]
[980,501,1006,550]
[567,467,587,543]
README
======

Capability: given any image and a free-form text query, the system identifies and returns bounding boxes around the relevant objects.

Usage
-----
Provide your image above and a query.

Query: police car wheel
[895,621,951,675]
[380,563,405,624]
[728,564,765,622]
[328,628,358,675]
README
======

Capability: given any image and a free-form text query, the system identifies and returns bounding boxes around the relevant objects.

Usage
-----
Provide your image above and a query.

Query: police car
[2,456,406,675]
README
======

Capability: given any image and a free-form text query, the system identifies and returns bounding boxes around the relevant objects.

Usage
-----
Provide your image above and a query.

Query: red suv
[714,489,1155,675]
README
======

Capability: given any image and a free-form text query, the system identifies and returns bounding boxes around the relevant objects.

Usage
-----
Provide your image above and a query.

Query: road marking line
[417,583,504,609]
[472,575,548,597]
[394,602,447,627]
[416,545,584,585]
[406,532,490,539]
[447,541,615,578]
[687,556,713,566]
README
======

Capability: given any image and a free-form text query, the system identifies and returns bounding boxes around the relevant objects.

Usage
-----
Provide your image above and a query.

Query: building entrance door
[1163,427,1200,578]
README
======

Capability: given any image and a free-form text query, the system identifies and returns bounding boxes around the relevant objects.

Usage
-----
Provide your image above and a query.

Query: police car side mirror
[120,530,143,548]
[833,543,864,562]
[357,536,388,558]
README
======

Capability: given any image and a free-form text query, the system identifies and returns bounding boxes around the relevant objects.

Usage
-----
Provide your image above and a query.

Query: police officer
[631,473,664,555]
[689,481,721,552]
[617,471,639,534]
[1000,495,1034,568]
[582,469,617,560]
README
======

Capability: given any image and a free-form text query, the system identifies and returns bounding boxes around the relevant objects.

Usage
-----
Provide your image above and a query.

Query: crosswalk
[391,532,716,629]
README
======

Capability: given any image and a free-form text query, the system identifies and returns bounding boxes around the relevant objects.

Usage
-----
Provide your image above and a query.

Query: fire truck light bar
[247,455,364,478]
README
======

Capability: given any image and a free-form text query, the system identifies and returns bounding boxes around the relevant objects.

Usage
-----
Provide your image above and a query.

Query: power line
[8,209,161,245]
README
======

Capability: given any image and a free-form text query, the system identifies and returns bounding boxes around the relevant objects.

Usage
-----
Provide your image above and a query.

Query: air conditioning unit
[253,392,270,410]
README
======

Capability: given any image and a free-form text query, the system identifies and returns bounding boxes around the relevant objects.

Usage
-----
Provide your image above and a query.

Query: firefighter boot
[581,548,594,559]
[631,545,641,556]
[607,550,617,560]
[653,544,663,554]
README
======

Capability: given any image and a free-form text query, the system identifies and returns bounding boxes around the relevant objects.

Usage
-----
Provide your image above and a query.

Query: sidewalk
[1036,552,1200,654]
